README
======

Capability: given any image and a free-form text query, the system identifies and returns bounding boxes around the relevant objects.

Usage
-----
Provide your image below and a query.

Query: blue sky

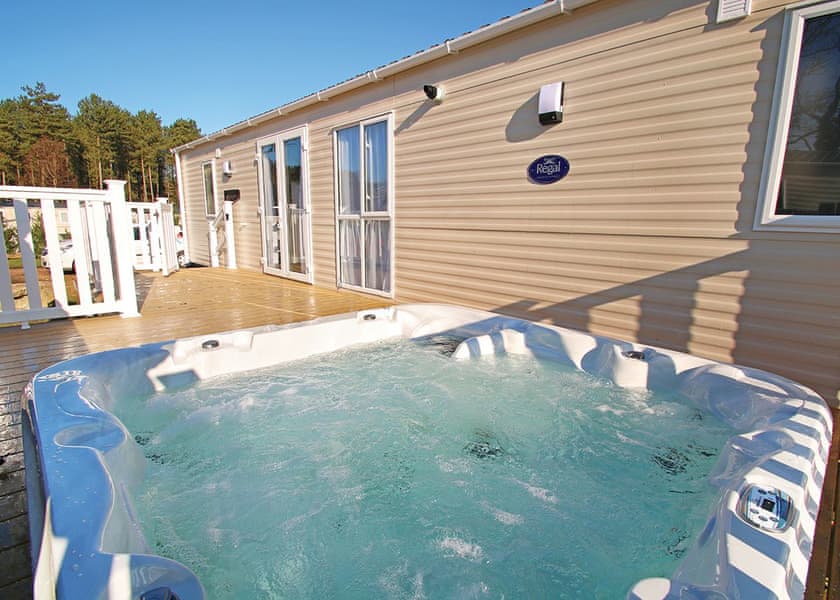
[2,0,535,135]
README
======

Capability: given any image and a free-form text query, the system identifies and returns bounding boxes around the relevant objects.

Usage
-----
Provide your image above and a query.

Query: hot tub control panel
[739,485,793,532]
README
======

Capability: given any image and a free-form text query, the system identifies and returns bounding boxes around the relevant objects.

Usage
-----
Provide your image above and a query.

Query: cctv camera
[423,84,445,102]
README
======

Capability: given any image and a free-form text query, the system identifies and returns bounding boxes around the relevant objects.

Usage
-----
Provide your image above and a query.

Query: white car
[40,240,75,272]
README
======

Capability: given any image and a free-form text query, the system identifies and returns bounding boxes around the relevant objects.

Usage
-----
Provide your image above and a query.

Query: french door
[257,127,312,282]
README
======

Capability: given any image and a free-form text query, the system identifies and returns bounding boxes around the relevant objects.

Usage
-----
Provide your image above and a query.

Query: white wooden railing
[0,180,139,328]
[157,200,179,276]
[128,201,156,271]
[128,199,179,275]
[208,200,236,269]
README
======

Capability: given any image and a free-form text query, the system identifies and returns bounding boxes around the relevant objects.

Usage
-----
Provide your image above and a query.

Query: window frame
[333,113,395,298]
[201,160,218,217]
[755,0,840,232]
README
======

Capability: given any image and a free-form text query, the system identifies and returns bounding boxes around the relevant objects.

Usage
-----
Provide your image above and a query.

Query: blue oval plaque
[527,155,570,184]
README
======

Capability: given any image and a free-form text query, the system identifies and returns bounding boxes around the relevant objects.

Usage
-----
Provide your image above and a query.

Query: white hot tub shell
[22,304,832,599]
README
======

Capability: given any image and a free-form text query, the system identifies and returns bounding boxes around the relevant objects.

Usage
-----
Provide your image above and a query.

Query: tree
[0,84,202,196]
[0,99,18,184]
[29,211,46,257]
[3,223,18,254]
[74,94,131,188]
[0,83,74,185]
[17,83,73,147]
[22,136,77,187]
[162,118,201,203]
[129,110,164,201]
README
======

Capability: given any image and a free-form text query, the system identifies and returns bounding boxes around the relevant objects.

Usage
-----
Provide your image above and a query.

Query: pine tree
[162,118,201,203]
[74,94,131,188]
[129,110,164,201]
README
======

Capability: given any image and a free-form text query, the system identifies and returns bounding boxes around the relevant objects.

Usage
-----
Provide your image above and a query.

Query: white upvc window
[334,113,395,296]
[202,161,217,217]
[755,0,840,232]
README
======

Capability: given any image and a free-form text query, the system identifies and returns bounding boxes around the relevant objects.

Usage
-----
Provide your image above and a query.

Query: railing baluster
[91,202,115,305]
[68,200,93,308]
[13,198,42,310]
[40,199,69,308]
[0,217,15,312]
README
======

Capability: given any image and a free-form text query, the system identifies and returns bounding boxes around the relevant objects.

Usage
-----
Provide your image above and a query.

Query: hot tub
[23,304,832,599]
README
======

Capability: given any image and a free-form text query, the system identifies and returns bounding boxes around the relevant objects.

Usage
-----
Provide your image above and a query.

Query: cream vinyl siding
[388,1,839,404]
[221,145,261,271]
[177,0,839,404]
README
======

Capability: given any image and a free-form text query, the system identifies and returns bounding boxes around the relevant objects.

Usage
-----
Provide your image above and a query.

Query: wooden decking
[0,266,837,599]
[0,267,391,598]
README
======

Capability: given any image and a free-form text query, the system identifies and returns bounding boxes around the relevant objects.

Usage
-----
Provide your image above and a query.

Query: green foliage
[0,83,75,185]
[163,118,201,202]
[4,224,18,254]
[23,137,77,187]
[74,94,133,188]
[1,211,44,256]
[130,110,164,201]
[0,83,203,199]
[30,211,45,257]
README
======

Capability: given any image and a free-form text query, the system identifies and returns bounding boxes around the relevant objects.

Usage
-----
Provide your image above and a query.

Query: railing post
[208,216,219,268]
[156,198,178,276]
[149,203,162,272]
[224,200,236,269]
[105,180,139,318]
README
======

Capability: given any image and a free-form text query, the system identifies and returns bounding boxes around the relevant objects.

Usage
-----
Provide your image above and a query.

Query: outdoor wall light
[423,84,445,103]
[538,81,564,125]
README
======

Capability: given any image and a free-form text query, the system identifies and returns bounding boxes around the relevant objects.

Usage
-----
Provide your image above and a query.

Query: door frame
[256,126,313,284]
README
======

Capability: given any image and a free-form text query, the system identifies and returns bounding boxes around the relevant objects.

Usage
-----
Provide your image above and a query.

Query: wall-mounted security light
[538,82,564,125]
[215,148,222,158]
[423,84,445,103]
[222,160,233,176]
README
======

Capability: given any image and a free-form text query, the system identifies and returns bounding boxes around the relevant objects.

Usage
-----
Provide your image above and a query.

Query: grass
[7,256,22,269]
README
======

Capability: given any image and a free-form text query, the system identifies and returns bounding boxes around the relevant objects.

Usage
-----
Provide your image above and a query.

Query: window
[335,115,394,295]
[202,161,216,216]
[756,1,840,232]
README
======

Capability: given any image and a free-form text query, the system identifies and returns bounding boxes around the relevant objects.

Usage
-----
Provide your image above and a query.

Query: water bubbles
[122,340,729,598]
[438,536,484,562]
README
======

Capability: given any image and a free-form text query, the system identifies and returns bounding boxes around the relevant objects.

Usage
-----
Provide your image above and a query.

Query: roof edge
[172,0,600,154]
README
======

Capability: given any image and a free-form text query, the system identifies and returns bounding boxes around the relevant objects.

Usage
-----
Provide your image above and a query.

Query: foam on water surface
[116,339,730,599]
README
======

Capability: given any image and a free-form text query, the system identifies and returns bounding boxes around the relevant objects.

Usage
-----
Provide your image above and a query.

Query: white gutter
[171,0,600,153]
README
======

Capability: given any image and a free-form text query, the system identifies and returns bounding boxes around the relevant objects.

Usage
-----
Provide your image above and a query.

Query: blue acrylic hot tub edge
[23,304,832,600]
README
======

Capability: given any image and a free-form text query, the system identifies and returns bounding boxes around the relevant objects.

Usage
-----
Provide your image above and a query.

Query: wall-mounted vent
[716,0,752,23]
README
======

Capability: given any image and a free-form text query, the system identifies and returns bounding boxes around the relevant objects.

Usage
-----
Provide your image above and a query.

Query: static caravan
[173,0,840,405]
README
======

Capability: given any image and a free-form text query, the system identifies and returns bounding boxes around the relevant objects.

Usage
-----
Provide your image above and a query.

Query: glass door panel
[336,126,361,215]
[364,219,390,292]
[284,137,307,275]
[364,121,388,213]
[339,220,361,286]
[260,143,283,272]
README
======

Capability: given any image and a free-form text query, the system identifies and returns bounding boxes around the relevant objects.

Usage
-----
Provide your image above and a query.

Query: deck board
[0,266,836,599]
[0,267,390,599]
